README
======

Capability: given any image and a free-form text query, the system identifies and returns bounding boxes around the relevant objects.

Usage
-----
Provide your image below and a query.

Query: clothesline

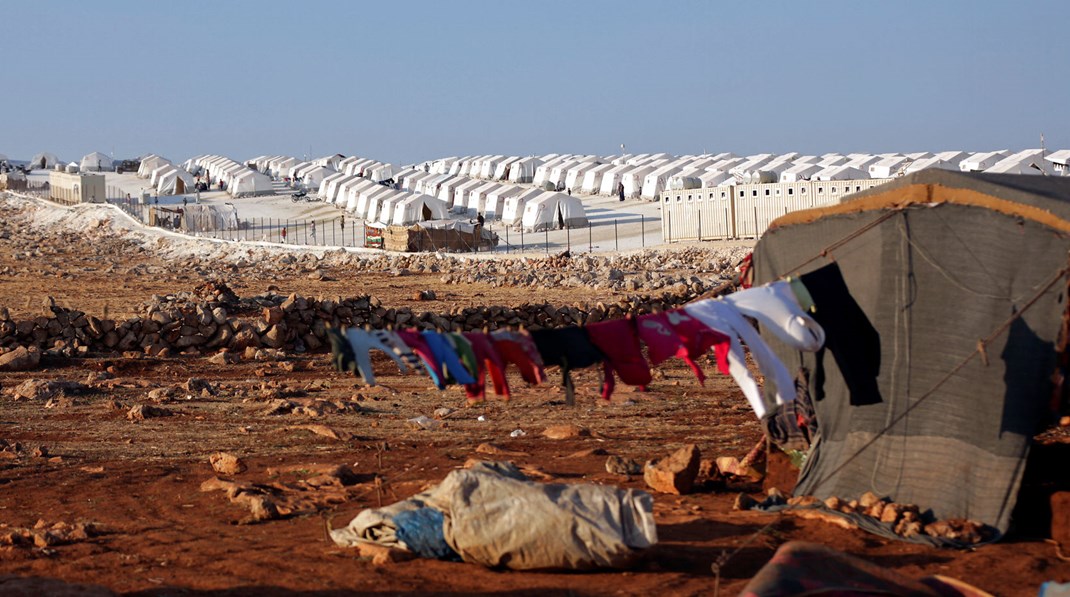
[327,274,828,416]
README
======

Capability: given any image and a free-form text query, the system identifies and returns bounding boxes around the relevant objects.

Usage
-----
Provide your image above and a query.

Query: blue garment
[421,331,477,385]
[394,508,460,561]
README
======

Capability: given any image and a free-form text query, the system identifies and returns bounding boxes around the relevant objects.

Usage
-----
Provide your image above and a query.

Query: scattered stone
[475,443,528,457]
[644,444,701,495]
[11,379,89,401]
[432,407,455,419]
[541,424,590,439]
[733,492,759,511]
[605,455,643,476]
[563,447,607,458]
[210,452,247,475]
[406,416,443,431]
[287,424,353,441]
[127,404,172,421]
[0,346,41,371]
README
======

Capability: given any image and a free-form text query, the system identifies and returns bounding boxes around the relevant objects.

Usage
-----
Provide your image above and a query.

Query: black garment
[325,327,358,376]
[799,262,881,406]
[530,327,605,406]
[762,367,818,451]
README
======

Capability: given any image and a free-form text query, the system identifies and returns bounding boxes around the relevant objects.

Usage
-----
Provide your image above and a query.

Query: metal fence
[91,187,659,255]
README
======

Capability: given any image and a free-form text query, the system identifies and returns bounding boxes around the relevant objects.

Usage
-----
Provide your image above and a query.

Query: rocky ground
[0,192,1066,596]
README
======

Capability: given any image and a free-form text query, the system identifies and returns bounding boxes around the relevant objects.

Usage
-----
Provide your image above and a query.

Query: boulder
[0,346,41,371]
[644,444,701,495]
[541,424,590,439]
[127,404,172,421]
[209,452,247,475]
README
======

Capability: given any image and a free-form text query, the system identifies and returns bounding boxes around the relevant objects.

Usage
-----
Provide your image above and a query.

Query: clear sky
[2,0,1067,166]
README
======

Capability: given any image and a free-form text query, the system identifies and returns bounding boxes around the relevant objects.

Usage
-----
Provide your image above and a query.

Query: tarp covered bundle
[330,461,657,570]
[753,169,1070,539]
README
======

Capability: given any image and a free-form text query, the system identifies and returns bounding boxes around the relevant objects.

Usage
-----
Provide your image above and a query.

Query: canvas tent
[31,152,61,170]
[229,170,274,197]
[521,192,588,232]
[391,194,449,226]
[80,151,113,172]
[752,169,1070,541]
[500,188,544,226]
[137,155,170,178]
[157,168,194,195]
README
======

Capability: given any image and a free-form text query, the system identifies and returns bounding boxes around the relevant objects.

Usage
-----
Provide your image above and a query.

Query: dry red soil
[0,196,1067,596]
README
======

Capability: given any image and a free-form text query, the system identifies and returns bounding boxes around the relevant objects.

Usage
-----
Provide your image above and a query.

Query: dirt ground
[0,195,1067,596]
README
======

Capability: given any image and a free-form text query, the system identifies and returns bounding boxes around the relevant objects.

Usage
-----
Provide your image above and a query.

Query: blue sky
[1,0,1066,165]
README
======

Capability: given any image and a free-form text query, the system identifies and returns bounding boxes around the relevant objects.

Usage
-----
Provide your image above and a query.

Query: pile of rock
[0,278,732,362]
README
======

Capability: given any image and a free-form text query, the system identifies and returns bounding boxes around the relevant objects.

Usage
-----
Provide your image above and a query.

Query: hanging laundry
[446,333,480,379]
[373,329,425,375]
[586,318,651,401]
[396,329,447,390]
[490,329,547,385]
[636,310,730,385]
[421,331,477,386]
[798,262,882,406]
[344,328,408,386]
[326,327,359,375]
[462,332,511,403]
[530,327,604,406]
[722,281,826,352]
[684,299,796,418]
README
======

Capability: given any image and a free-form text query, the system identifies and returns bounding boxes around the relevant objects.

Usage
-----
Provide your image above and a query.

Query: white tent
[437,177,470,207]
[271,157,298,179]
[984,149,1053,175]
[621,165,657,198]
[298,165,332,190]
[317,171,349,200]
[698,169,733,187]
[484,186,524,221]
[157,168,195,195]
[151,164,178,187]
[137,155,170,178]
[417,173,455,197]
[368,163,395,182]
[376,190,409,224]
[1044,149,1070,176]
[521,192,588,232]
[868,155,910,178]
[450,178,487,213]
[580,163,616,194]
[812,165,869,181]
[392,194,449,225]
[779,162,824,182]
[229,170,274,197]
[597,164,634,196]
[367,188,405,222]
[343,179,380,212]
[500,188,545,226]
[357,185,395,219]
[960,150,1009,172]
[492,156,521,180]
[335,176,371,207]
[478,156,506,179]
[465,182,505,217]
[641,163,686,200]
[564,162,601,194]
[80,151,113,172]
[31,152,61,170]
[507,157,543,183]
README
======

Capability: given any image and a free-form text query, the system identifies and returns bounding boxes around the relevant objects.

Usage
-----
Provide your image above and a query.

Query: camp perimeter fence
[80,187,662,255]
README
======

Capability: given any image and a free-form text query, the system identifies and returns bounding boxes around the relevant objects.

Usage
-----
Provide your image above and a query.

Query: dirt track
[0,194,1067,596]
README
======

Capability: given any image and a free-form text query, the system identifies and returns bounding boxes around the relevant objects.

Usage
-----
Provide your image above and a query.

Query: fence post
[521,228,524,252]
[544,228,549,255]
[588,222,592,253]
[753,206,758,238]
[642,214,646,247]
[697,209,702,241]
[566,225,570,252]
[614,219,618,252]
[505,227,509,253]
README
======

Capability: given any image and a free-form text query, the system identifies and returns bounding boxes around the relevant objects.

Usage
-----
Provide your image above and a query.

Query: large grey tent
[752,169,1070,540]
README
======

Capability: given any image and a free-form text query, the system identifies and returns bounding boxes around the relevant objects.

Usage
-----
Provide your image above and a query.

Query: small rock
[432,407,455,419]
[605,455,643,476]
[541,424,590,439]
[127,404,172,421]
[644,444,701,495]
[0,346,41,372]
[209,452,247,475]
[406,416,443,431]
[858,491,882,509]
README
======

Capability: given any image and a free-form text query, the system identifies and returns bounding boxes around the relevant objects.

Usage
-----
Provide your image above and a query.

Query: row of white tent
[133,154,196,195]
[313,163,587,231]
[415,148,1070,200]
[182,155,274,197]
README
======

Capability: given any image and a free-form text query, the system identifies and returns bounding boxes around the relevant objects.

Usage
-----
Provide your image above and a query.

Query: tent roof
[771,169,1070,233]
